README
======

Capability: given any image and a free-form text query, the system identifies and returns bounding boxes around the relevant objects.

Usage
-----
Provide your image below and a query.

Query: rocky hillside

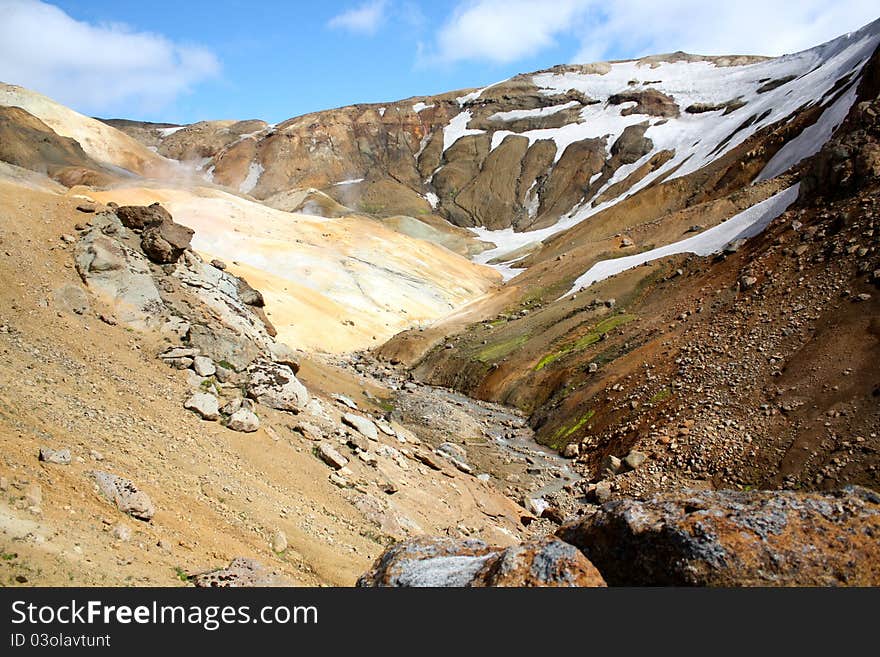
[373,29,880,520]
[111,21,876,253]
[0,17,878,587]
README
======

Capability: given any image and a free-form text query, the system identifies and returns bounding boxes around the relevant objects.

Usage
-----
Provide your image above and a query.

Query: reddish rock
[557,487,880,586]
[115,203,171,230]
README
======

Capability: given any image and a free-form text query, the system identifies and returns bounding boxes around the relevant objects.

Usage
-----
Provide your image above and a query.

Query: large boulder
[357,537,606,587]
[115,203,171,230]
[92,471,155,521]
[74,213,164,330]
[191,558,289,587]
[557,487,880,586]
[140,219,194,264]
[246,359,310,412]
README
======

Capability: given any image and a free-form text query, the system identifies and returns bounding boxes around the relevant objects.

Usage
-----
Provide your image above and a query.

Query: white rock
[184,392,220,421]
[193,355,216,377]
[342,413,378,441]
[227,408,260,433]
[318,443,349,470]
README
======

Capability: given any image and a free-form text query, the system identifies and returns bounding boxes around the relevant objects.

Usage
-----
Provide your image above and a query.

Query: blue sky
[1,1,878,124]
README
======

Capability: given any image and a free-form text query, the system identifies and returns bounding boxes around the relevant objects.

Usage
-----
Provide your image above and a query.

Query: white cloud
[327,0,389,35]
[0,0,220,116]
[570,0,880,63]
[425,0,880,67]
[430,0,592,64]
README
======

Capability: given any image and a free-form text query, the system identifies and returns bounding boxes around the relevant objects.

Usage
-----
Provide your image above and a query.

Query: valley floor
[0,181,568,586]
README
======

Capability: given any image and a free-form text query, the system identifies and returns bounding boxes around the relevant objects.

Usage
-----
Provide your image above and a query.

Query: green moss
[649,387,672,404]
[534,314,636,371]
[547,409,595,449]
[376,398,396,413]
[476,334,530,363]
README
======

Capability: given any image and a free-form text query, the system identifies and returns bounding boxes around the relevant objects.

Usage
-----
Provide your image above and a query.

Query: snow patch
[443,111,484,151]
[158,126,186,137]
[412,102,435,113]
[239,162,263,194]
[334,178,364,186]
[561,184,800,297]
[378,107,386,117]
[756,84,859,181]
[488,101,579,122]
[424,192,439,209]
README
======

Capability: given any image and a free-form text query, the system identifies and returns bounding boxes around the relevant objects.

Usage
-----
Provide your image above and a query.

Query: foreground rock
[226,408,259,433]
[191,557,288,587]
[342,412,378,441]
[557,487,880,586]
[92,471,155,521]
[357,537,605,587]
[184,392,220,421]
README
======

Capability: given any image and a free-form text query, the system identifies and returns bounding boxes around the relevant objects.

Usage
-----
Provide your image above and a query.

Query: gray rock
[600,454,622,475]
[592,480,613,503]
[526,497,550,516]
[188,324,261,372]
[74,217,164,331]
[236,277,265,307]
[53,284,89,315]
[557,487,880,586]
[268,342,301,373]
[437,442,468,463]
[357,537,606,587]
[342,413,378,441]
[623,450,648,470]
[227,408,260,433]
[292,422,323,441]
[159,346,199,359]
[220,398,243,415]
[39,447,71,465]
[192,355,216,377]
[184,392,220,421]
[375,419,396,436]
[246,360,310,412]
[92,471,155,521]
[332,394,359,410]
[214,363,236,383]
[740,276,758,290]
[347,433,371,452]
[317,443,349,470]
[191,558,288,587]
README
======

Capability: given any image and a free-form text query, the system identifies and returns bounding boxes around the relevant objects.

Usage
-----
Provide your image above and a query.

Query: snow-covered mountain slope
[112,19,879,282]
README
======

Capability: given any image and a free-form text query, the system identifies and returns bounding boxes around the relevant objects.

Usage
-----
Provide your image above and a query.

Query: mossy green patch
[534,314,636,371]
[476,334,530,363]
[649,387,672,404]
[547,409,595,449]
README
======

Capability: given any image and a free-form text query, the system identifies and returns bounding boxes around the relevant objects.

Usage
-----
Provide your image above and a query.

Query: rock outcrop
[557,487,880,586]
[357,536,606,587]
